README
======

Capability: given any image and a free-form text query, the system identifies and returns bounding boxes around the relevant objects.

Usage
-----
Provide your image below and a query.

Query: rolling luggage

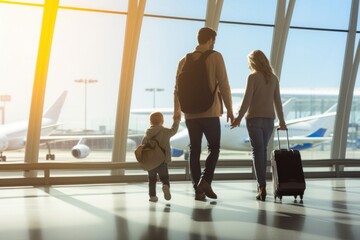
[271,129,306,201]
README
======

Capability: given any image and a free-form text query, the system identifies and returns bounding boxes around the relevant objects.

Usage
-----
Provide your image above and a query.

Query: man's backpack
[134,138,166,171]
[177,50,217,114]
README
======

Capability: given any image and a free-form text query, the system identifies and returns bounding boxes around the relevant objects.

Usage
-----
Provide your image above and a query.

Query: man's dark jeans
[185,117,220,190]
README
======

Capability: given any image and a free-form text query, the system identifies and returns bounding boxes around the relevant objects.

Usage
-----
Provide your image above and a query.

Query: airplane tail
[308,105,337,137]
[282,98,295,119]
[306,128,327,137]
[43,91,68,122]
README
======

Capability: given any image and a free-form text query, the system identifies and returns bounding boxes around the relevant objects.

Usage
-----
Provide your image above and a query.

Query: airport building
[0,1,360,239]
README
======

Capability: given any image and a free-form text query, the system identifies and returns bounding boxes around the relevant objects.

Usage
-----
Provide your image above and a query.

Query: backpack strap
[143,135,166,154]
[198,50,218,96]
[151,138,166,154]
[147,131,166,154]
[200,49,215,59]
[191,50,215,58]
[191,49,219,99]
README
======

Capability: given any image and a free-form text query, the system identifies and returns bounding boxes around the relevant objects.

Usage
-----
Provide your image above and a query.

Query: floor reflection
[0,179,359,240]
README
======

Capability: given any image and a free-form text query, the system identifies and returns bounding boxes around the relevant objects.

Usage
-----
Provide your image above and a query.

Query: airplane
[0,91,137,161]
[169,106,336,159]
[130,97,296,158]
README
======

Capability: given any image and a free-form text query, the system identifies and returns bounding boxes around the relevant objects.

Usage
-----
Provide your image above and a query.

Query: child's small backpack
[134,138,165,171]
[177,50,217,114]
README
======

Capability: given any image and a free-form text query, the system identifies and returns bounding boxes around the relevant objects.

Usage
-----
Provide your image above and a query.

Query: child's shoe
[149,196,158,202]
[162,185,171,200]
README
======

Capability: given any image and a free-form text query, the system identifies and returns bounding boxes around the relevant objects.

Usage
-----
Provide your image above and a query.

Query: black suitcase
[271,129,306,201]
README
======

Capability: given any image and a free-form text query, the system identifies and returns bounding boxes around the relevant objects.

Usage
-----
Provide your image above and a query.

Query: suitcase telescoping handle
[276,128,290,150]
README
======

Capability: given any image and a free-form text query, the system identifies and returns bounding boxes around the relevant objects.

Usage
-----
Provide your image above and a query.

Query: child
[142,111,180,202]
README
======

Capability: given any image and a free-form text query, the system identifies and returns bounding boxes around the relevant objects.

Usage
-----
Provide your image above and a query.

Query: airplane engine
[0,134,8,152]
[71,144,91,159]
[171,148,184,157]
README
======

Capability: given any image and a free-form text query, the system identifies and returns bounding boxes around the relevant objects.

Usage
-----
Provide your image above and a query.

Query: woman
[231,49,287,201]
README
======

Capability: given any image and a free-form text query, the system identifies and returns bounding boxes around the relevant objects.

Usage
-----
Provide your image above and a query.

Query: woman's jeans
[246,117,274,187]
[186,117,221,190]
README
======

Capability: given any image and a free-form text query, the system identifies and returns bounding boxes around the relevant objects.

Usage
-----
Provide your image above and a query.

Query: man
[174,27,234,200]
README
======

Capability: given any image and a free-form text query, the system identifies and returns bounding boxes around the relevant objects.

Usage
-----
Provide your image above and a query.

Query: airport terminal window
[215,21,273,160]
[355,34,360,90]
[2,0,44,3]
[346,34,360,158]
[145,0,206,19]
[0,3,42,161]
[221,0,276,25]
[131,17,204,110]
[282,30,346,90]
[217,23,274,91]
[44,8,126,162]
[291,0,351,30]
[348,100,360,158]
[281,29,347,159]
[59,0,128,12]
[2,0,360,166]
[130,16,204,161]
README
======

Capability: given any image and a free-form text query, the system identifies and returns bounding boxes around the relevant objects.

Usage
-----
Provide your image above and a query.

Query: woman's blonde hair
[247,49,276,83]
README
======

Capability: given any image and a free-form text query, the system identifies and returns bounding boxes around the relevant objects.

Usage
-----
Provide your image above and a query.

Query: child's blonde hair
[150,112,164,126]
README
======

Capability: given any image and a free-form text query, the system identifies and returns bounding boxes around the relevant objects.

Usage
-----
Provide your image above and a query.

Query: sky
[0,0,359,133]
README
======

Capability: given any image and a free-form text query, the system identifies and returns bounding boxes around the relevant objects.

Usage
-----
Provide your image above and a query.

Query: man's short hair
[197,27,217,44]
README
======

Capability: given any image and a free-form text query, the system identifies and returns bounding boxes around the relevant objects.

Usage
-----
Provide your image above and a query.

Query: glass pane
[291,0,351,30]
[221,0,276,24]
[217,23,274,90]
[348,91,360,158]
[45,8,126,162]
[355,34,360,89]
[281,29,347,159]
[60,0,128,12]
[216,23,273,160]
[2,0,44,3]
[282,30,346,89]
[145,0,207,19]
[132,18,204,109]
[131,17,204,161]
[347,34,360,158]
[0,3,42,161]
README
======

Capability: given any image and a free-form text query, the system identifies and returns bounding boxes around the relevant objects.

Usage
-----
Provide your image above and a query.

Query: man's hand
[227,112,234,123]
[230,116,241,129]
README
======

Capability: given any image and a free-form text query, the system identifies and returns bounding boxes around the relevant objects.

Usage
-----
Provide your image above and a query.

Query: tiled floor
[0,179,359,240]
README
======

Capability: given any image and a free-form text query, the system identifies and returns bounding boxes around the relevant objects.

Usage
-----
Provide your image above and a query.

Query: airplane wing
[280,111,336,126]
[241,135,332,151]
[38,134,140,160]
[277,136,332,150]
[40,134,113,142]
[282,98,295,119]
[39,134,142,146]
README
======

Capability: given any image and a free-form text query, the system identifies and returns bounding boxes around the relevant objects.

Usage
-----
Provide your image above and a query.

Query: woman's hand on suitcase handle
[277,124,287,131]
